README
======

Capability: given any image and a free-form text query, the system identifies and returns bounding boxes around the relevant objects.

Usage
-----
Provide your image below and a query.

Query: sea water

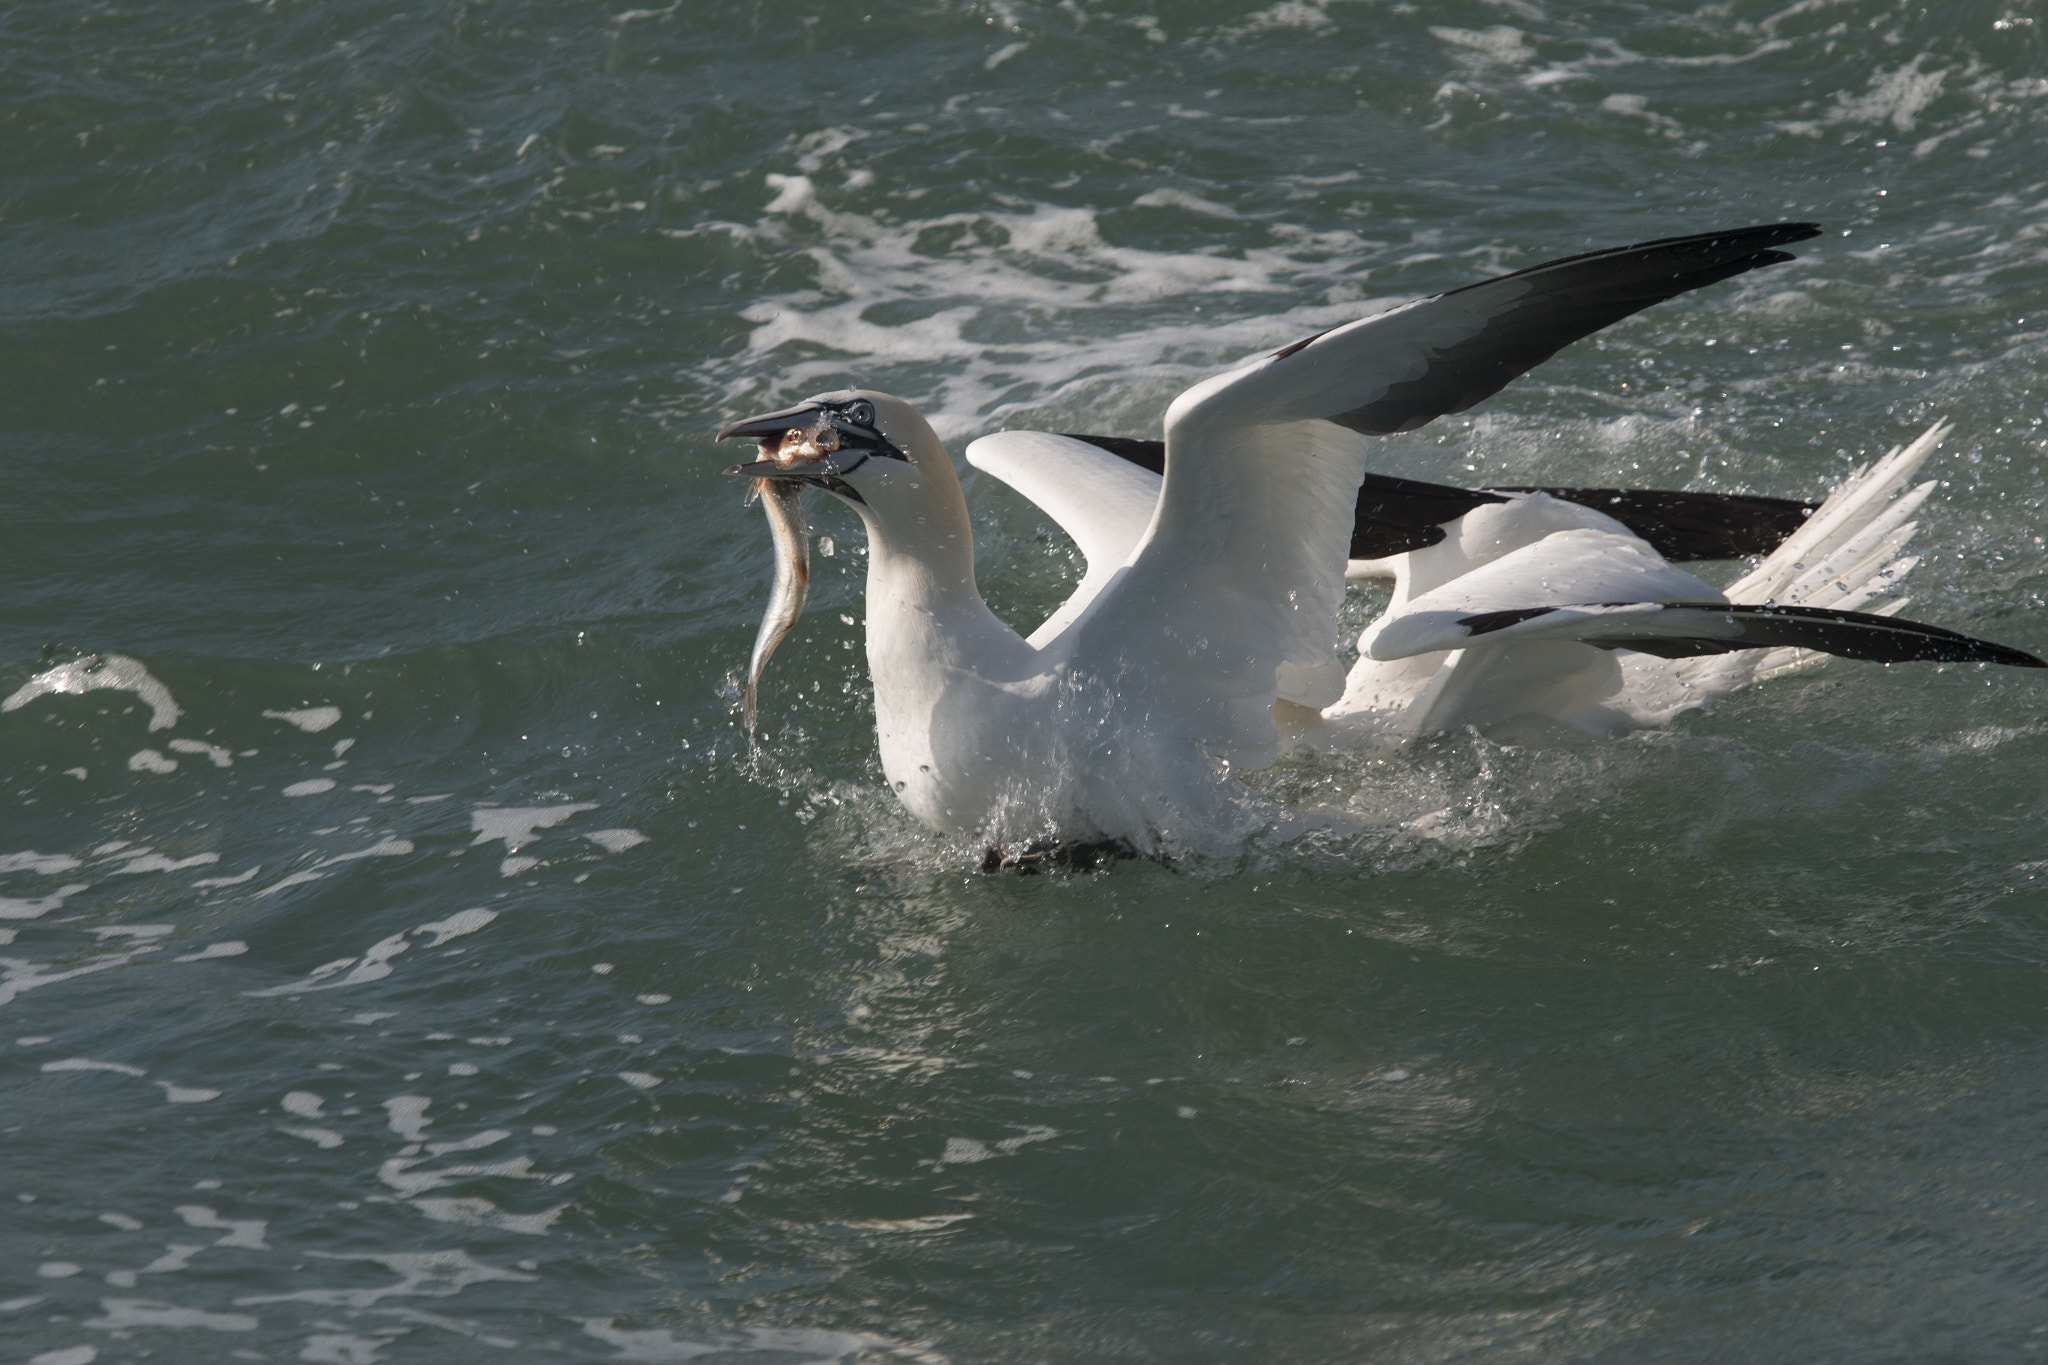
[4,0,2047,1360]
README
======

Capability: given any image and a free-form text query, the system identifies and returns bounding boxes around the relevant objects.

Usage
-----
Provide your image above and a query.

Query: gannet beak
[722,458,809,479]
[714,396,906,504]
[718,401,830,481]
[716,403,823,445]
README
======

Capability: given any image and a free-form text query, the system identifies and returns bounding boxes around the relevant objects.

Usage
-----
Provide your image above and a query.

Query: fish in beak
[718,395,910,502]
[715,394,917,737]
[738,477,808,740]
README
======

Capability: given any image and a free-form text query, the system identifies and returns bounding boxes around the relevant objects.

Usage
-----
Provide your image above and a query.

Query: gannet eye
[844,399,876,428]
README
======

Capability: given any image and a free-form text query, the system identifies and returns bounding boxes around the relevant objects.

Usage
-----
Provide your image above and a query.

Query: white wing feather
[964,431,1161,647]
[977,226,1826,769]
[1365,530,1722,660]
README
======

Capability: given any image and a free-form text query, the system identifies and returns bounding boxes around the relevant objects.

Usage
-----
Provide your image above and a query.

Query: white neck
[851,470,1036,829]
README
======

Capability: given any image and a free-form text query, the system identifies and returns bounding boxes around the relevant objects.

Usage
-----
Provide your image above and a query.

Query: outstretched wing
[1374,597,2044,668]
[964,431,1161,646]
[1063,224,1823,767]
[1056,435,1823,563]
[1456,601,2044,667]
[1268,222,1821,436]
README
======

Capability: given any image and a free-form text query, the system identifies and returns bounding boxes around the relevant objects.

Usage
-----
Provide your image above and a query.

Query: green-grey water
[5,1,2048,1360]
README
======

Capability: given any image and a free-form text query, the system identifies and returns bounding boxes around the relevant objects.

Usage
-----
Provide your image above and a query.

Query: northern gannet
[717,224,2042,855]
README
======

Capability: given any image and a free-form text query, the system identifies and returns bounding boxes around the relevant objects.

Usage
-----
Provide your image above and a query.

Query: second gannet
[716,224,2042,855]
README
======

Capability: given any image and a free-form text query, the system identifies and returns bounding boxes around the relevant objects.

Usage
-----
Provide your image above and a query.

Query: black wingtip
[1456,600,2047,669]
[1460,606,1562,637]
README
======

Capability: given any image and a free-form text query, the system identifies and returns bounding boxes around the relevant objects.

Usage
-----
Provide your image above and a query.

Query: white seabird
[717,224,2042,857]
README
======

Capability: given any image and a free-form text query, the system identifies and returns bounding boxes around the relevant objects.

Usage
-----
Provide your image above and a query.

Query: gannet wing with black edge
[1063,411,1371,769]
[1263,222,1823,437]
[1055,224,1826,768]
[1484,486,1818,562]
[1053,446,1824,563]
[1381,599,2046,668]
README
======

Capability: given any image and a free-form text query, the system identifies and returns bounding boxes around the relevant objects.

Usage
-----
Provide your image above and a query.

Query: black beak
[714,399,895,506]
[723,458,810,479]
[716,402,822,444]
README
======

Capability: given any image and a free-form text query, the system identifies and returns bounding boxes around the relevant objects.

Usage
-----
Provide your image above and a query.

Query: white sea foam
[1783,54,1949,137]
[368,1130,565,1234]
[298,1332,385,1363]
[157,1081,221,1103]
[88,924,172,941]
[2,654,180,731]
[316,837,413,866]
[43,1057,147,1076]
[135,1244,205,1275]
[424,1129,509,1156]
[84,1299,258,1332]
[176,1204,269,1250]
[28,1346,97,1365]
[471,803,598,875]
[383,1095,432,1141]
[583,828,647,852]
[470,804,597,851]
[934,1124,1058,1166]
[410,1197,564,1235]
[1,941,158,1006]
[247,906,493,996]
[172,940,249,961]
[0,852,82,875]
[237,1249,535,1308]
[1429,24,1535,66]
[579,1319,882,1363]
[702,166,1388,445]
[416,908,496,947]
[167,738,233,767]
[0,884,90,921]
[111,851,219,875]
[255,869,324,897]
[378,1152,541,1198]
[246,933,407,994]
[1229,0,1337,34]
[264,706,342,732]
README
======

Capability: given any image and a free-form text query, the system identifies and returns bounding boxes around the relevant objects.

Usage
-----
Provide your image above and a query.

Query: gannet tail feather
[1704,419,1949,680]
[1725,420,1949,607]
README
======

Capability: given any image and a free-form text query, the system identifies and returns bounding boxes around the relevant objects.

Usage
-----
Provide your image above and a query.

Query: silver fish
[743,476,809,738]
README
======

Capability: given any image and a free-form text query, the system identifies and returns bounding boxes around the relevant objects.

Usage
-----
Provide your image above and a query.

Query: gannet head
[717,390,945,512]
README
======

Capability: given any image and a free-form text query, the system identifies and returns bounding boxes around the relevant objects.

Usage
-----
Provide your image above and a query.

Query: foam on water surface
[3,655,180,733]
